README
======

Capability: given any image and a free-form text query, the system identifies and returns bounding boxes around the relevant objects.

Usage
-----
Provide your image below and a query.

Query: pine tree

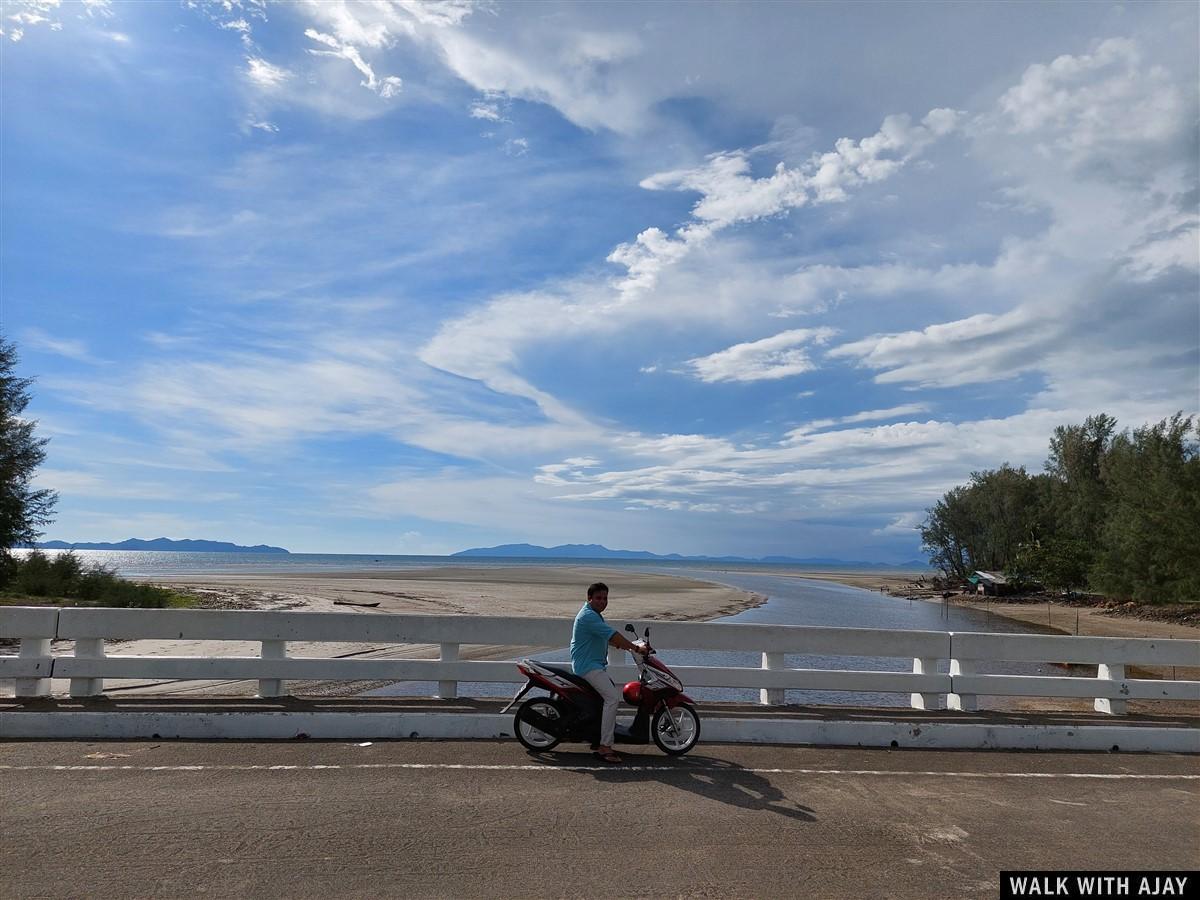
[0,338,57,576]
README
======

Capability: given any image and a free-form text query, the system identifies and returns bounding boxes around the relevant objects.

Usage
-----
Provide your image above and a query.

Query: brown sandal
[593,750,623,764]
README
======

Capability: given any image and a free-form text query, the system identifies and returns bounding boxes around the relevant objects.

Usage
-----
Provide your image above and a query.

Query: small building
[969,571,1010,596]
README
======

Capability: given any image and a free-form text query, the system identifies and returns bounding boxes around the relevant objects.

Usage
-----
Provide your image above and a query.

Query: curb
[2,711,1196,752]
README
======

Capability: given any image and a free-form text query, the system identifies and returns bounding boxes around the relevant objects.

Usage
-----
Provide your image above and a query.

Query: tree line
[920,413,1200,604]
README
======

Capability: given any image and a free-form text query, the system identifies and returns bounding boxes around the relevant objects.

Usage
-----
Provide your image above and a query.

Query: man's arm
[608,631,644,653]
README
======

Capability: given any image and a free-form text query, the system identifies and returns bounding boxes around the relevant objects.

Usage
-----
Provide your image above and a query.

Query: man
[571,581,648,764]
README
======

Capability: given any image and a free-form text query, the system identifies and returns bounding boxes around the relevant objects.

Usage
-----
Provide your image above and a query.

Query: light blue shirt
[571,604,616,676]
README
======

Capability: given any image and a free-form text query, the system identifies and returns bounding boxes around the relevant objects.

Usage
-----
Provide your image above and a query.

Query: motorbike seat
[534,662,596,692]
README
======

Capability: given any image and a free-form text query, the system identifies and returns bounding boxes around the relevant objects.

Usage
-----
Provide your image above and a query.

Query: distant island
[27,537,290,554]
[452,543,925,569]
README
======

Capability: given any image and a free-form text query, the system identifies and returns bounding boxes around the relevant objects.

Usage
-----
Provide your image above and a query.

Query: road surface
[2,740,1197,898]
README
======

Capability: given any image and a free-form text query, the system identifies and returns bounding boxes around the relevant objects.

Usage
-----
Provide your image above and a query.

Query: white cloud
[360,473,654,541]
[602,107,960,301]
[502,137,529,156]
[187,0,265,48]
[828,309,1047,388]
[50,320,605,469]
[642,108,960,226]
[531,405,1181,522]
[279,0,480,102]
[2,0,65,40]
[305,28,403,97]
[21,328,94,363]
[377,75,403,98]
[469,101,505,121]
[245,56,291,89]
[995,38,1186,168]
[81,0,113,18]
[796,404,932,434]
[433,22,645,133]
[392,0,473,28]
[872,511,923,536]
[687,328,837,383]
[34,468,237,502]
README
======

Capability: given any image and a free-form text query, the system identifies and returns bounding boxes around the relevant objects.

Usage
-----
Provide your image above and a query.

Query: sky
[1,0,1197,561]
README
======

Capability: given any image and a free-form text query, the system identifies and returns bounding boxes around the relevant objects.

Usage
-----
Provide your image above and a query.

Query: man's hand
[633,640,651,655]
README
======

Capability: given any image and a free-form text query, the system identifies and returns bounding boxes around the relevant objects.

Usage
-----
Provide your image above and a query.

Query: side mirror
[644,627,651,640]
[624,624,636,634]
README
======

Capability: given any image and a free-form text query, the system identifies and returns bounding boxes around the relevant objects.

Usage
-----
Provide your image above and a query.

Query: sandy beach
[149,565,764,621]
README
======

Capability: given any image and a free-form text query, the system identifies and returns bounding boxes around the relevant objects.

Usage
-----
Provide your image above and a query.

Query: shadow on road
[527,751,817,822]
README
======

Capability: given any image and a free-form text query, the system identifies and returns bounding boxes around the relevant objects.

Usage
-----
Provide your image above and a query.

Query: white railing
[2,607,1197,715]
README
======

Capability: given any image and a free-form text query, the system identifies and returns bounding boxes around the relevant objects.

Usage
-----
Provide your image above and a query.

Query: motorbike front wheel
[514,697,565,751]
[651,702,700,755]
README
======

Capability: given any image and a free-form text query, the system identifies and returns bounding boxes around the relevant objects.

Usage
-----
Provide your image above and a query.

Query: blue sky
[2,0,1197,560]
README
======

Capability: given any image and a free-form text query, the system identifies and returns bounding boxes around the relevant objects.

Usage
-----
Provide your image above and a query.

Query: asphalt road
[2,740,1197,899]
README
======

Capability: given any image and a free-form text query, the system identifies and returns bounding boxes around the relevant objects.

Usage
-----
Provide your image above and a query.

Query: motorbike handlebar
[625,623,653,654]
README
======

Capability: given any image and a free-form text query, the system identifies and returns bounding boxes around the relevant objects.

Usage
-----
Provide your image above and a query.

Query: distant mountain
[28,537,289,554]
[451,543,926,569]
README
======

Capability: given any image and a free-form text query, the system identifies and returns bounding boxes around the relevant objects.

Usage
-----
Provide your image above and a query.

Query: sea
[13,549,924,580]
[17,549,1073,707]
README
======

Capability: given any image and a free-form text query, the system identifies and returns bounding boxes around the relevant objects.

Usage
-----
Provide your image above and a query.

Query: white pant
[581,669,621,747]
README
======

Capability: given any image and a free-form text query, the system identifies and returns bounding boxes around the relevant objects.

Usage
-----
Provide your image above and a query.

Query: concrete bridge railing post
[258,640,287,698]
[2,607,59,698]
[1094,662,1128,715]
[760,652,785,705]
[947,657,977,711]
[69,638,106,698]
[15,638,53,698]
[910,656,941,710]
[438,643,460,699]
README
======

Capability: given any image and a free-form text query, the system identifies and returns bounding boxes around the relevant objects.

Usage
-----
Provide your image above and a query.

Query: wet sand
[781,570,1200,643]
[729,569,928,593]
[941,595,1199,642]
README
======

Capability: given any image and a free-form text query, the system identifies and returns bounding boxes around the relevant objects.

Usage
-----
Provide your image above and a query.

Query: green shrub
[3,551,187,608]
[11,550,67,597]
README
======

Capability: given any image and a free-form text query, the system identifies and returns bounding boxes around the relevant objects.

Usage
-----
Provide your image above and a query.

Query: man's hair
[587,582,609,599]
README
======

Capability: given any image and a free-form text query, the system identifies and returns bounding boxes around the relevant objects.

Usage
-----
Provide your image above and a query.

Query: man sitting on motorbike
[571,581,648,764]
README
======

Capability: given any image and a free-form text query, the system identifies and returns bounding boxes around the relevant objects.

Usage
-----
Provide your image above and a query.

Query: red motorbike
[503,624,701,756]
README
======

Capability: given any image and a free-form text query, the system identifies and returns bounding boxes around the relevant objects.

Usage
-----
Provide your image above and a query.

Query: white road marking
[0,763,1196,779]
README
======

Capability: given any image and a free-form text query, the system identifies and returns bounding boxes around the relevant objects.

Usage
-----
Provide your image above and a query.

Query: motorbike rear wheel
[651,702,700,755]
[514,697,565,751]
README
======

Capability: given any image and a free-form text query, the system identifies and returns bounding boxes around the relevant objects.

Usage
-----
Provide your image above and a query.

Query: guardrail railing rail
[2,607,1197,715]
